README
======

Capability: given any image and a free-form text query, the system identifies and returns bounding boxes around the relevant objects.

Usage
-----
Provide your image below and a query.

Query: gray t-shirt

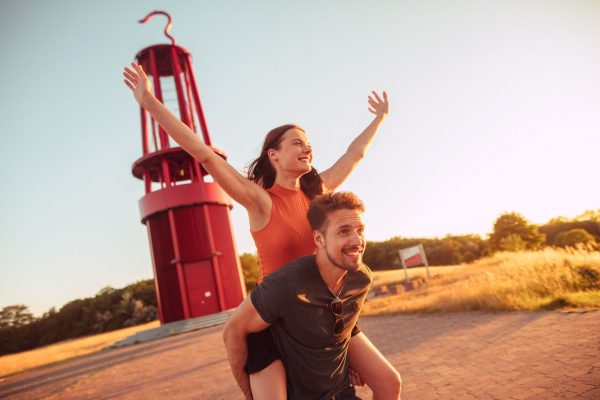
[251,255,373,400]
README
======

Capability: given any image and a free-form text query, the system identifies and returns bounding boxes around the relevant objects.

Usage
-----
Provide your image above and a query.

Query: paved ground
[0,310,598,399]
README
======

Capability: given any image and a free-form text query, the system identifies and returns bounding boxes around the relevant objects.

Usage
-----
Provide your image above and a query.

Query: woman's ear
[267,148,278,162]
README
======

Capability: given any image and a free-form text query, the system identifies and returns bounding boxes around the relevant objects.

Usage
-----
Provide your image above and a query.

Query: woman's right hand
[123,62,153,108]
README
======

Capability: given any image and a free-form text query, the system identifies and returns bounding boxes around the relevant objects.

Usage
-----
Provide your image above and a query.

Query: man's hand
[223,297,271,399]
[350,367,366,387]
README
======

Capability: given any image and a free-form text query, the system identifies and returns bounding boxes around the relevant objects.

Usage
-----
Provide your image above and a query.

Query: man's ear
[313,229,325,249]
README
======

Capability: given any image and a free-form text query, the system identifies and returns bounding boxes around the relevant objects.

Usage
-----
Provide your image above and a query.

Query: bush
[240,253,260,291]
[0,280,158,356]
[554,228,597,248]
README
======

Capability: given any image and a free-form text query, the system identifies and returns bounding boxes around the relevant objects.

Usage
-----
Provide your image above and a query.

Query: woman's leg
[249,359,287,400]
[348,332,402,400]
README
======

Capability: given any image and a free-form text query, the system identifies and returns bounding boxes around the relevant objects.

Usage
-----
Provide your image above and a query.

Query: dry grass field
[0,320,159,378]
[371,264,463,286]
[365,246,600,315]
[3,247,598,380]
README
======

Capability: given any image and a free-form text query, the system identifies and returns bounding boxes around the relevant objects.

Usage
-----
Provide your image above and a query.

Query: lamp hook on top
[139,10,176,46]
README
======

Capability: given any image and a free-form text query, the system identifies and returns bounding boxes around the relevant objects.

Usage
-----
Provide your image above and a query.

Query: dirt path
[1,310,598,399]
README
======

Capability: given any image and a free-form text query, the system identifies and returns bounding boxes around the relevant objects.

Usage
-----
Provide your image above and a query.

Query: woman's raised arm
[320,91,389,191]
[123,63,270,218]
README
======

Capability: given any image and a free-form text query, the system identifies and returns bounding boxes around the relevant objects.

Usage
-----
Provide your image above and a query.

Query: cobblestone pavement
[0,310,598,399]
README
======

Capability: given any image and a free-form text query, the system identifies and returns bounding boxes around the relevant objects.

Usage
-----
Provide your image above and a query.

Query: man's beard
[324,243,362,271]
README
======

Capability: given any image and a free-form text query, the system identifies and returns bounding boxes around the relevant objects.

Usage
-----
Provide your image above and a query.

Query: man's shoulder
[361,263,373,280]
[262,254,316,283]
[251,254,316,312]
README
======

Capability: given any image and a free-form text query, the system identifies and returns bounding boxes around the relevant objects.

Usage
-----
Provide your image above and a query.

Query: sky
[1,0,599,316]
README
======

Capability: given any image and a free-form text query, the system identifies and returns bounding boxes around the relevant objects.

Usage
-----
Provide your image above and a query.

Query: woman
[123,63,401,400]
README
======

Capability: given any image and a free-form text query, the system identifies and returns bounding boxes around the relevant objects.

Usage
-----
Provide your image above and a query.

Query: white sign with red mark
[399,244,428,268]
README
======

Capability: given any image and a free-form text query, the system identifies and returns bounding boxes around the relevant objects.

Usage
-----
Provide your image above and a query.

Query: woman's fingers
[124,79,135,91]
[123,71,137,84]
[123,67,139,80]
[131,62,148,79]
[371,90,383,103]
[123,66,136,76]
[367,90,389,116]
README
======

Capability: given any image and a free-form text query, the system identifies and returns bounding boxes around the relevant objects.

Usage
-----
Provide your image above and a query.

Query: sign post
[398,244,431,288]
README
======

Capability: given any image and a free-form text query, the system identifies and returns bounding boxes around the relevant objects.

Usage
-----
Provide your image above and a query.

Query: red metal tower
[131,11,246,324]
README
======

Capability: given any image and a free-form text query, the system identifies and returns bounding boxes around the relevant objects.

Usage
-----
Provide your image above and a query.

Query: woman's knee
[371,367,401,398]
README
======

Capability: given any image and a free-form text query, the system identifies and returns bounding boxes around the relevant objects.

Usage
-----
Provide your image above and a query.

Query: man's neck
[315,252,348,295]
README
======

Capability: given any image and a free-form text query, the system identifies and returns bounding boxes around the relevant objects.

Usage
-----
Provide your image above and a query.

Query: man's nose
[349,231,364,245]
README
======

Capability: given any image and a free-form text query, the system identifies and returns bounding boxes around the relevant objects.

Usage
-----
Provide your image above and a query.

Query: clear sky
[1,0,599,316]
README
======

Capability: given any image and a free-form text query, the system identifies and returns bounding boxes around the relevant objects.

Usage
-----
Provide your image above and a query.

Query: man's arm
[223,296,271,400]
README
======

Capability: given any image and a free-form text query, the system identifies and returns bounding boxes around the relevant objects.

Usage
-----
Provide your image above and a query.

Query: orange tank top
[251,184,316,281]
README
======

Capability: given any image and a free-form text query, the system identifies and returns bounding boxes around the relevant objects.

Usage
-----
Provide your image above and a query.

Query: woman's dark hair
[247,124,324,199]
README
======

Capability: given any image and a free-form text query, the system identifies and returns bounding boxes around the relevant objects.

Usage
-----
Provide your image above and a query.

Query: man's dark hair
[307,191,365,231]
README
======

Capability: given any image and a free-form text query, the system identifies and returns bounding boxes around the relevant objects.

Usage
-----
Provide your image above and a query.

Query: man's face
[315,209,366,271]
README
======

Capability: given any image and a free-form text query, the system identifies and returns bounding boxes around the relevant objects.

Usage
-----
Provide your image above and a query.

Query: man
[223,191,401,399]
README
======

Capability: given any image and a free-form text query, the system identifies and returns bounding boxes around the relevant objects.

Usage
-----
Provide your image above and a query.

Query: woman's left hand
[368,90,389,119]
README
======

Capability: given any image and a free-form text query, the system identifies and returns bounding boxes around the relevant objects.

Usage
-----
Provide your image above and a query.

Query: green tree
[499,234,527,252]
[575,209,600,222]
[240,253,260,291]
[554,228,597,248]
[489,212,545,252]
[0,305,35,328]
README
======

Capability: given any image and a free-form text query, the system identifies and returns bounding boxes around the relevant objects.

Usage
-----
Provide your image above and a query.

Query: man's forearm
[223,331,253,399]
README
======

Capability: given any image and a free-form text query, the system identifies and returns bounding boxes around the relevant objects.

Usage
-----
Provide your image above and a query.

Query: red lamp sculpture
[131,11,246,324]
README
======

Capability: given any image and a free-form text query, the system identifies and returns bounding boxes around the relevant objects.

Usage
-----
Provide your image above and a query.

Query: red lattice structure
[131,11,245,324]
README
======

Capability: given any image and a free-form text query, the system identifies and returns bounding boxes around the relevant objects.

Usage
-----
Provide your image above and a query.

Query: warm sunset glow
[1,1,599,316]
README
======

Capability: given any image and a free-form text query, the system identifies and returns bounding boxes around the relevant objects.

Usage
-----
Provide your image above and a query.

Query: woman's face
[269,128,313,175]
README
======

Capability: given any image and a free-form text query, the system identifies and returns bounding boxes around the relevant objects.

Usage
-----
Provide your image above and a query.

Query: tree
[540,218,600,246]
[498,234,527,252]
[0,305,35,329]
[489,212,545,252]
[554,228,597,248]
[575,209,600,222]
[240,253,260,291]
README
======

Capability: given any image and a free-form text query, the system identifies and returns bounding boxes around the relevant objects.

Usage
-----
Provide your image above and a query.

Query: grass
[3,247,598,377]
[371,265,463,286]
[0,320,159,378]
[364,246,600,315]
